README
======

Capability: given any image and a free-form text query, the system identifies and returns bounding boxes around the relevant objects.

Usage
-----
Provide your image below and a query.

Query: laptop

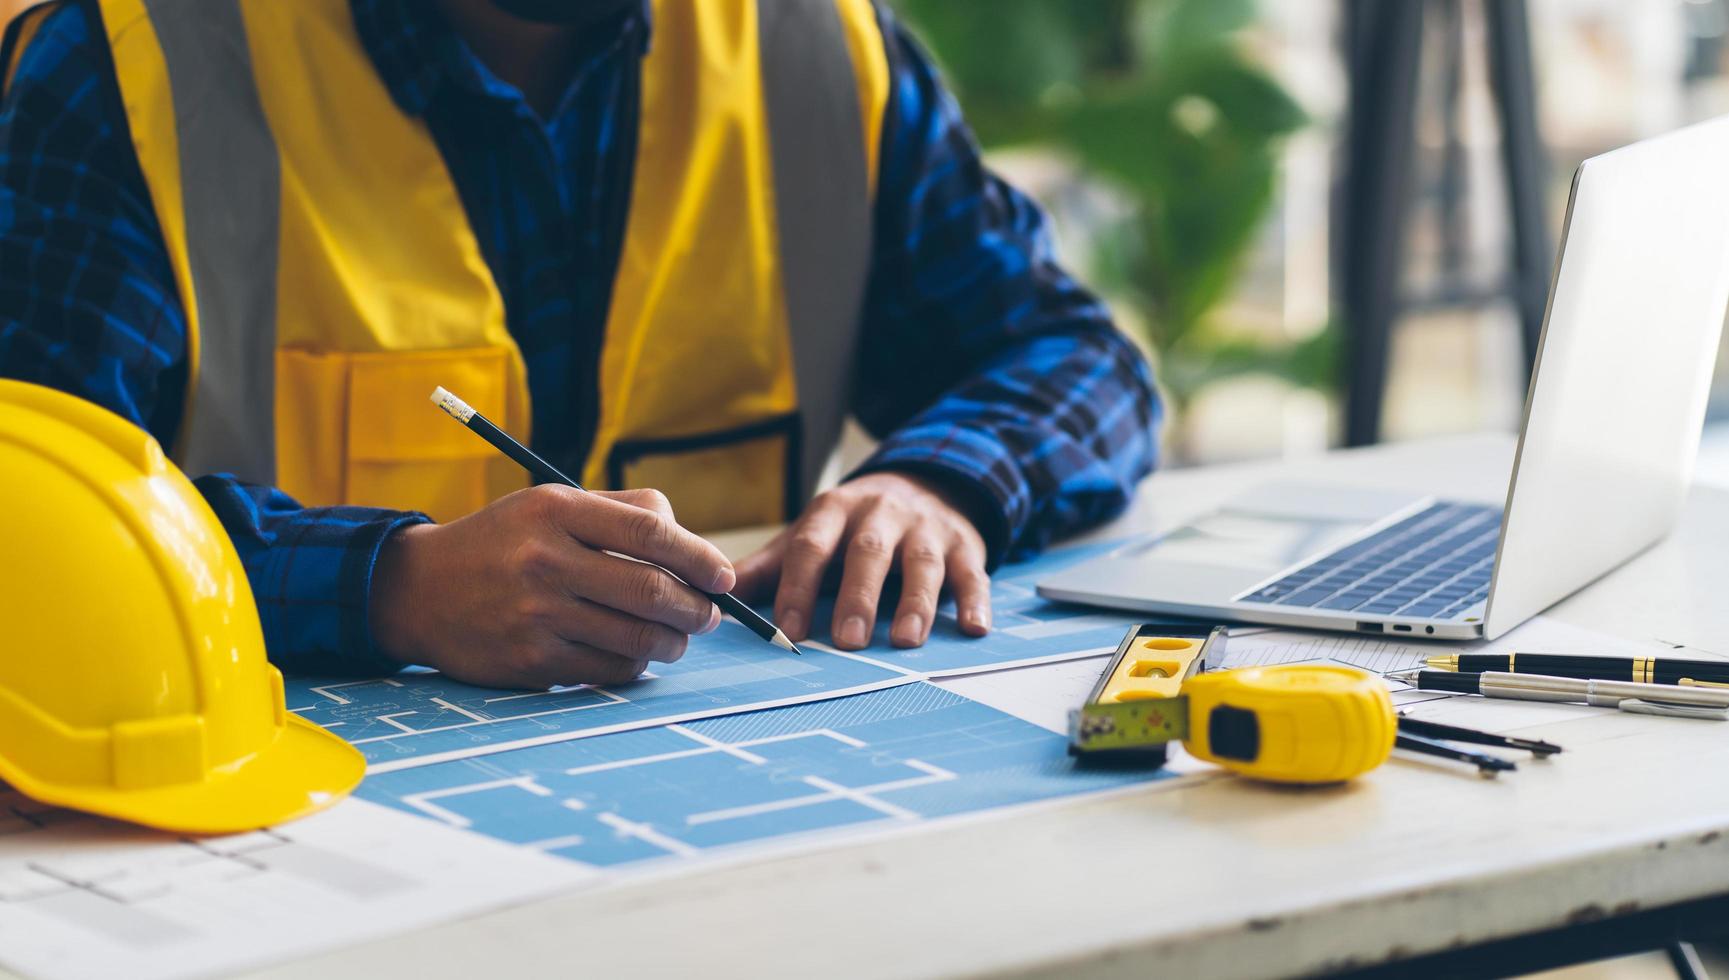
[1037,117,1729,641]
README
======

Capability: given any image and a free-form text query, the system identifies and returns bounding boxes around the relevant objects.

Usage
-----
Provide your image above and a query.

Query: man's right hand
[369,486,734,689]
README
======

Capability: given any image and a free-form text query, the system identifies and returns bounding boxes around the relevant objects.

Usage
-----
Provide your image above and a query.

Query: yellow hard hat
[0,380,363,833]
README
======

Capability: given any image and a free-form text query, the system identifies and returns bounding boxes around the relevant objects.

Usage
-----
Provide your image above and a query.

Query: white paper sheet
[0,793,592,980]
[1388,681,1607,729]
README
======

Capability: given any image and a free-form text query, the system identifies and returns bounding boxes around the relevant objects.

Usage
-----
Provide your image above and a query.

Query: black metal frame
[1336,0,1551,446]
[1330,889,1729,978]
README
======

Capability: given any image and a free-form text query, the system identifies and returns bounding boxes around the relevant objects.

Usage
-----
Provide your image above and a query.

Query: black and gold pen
[432,386,799,655]
[1424,652,1729,687]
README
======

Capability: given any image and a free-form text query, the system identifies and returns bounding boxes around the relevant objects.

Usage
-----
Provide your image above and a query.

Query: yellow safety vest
[11,0,887,529]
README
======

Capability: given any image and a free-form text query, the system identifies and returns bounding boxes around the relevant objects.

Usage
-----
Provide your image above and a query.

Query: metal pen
[1395,670,1729,720]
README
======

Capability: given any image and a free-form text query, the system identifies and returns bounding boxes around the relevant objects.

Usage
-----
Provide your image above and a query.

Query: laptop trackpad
[1221,483,1433,526]
[1125,511,1366,577]
[1120,485,1430,592]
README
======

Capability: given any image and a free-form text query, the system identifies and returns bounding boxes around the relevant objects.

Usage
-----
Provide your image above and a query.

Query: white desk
[256,434,1729,979]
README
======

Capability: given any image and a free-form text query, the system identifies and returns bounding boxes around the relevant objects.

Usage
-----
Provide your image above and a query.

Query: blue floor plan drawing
[286,539,1162,773]
[837,539,1163,676]
[285,641,912,770]
[357,683,1168,869]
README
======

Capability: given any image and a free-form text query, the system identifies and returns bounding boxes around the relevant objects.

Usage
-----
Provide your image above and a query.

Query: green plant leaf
[890,0,1331,397]
[1136,0,1256,62]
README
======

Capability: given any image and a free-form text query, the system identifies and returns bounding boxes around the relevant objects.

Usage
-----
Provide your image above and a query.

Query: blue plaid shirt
[0,0,1159,676]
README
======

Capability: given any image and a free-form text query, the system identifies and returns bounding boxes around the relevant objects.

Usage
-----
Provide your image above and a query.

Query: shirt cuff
[253,510,433,678]
[848,424,1028,570]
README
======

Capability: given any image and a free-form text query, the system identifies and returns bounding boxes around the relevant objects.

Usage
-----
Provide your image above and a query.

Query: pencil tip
[770,630,801,655]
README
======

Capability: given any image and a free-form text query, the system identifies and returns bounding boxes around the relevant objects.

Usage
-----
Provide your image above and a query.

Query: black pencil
[1393,732,1517,775]
[1396,716,1562,757]
[431,386,799,655]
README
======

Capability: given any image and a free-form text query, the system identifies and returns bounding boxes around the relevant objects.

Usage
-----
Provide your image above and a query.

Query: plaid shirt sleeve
[849,9,1161,566]
[0,4,418,676]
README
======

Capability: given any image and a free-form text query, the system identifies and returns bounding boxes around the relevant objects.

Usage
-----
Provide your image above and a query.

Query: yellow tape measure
[1070,625,1397,784]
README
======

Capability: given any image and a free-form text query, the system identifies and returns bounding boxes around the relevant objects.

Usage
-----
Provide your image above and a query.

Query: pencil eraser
[431,386,475,422]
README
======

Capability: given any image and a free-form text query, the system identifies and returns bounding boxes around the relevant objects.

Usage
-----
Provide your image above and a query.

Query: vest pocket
[275,346,528,522]
[607,414,799,532]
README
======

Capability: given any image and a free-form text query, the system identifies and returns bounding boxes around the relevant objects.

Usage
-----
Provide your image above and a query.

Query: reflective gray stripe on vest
[758,0,874,508]
[143,0,280,484]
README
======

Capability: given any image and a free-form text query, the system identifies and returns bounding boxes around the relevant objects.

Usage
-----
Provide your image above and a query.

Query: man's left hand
[733,472,991,650]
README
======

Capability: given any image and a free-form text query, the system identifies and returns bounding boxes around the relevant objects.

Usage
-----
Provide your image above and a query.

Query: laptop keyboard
[1240,502,1501,620]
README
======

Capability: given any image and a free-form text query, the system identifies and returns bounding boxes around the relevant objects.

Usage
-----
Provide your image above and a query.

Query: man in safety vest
[0,0,1159,689]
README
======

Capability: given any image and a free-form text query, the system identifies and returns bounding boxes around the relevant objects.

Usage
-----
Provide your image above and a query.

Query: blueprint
[286,539,1157,772]
[286,642,912,772]
[832,538,1168,677]
[357,682,1168,870]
